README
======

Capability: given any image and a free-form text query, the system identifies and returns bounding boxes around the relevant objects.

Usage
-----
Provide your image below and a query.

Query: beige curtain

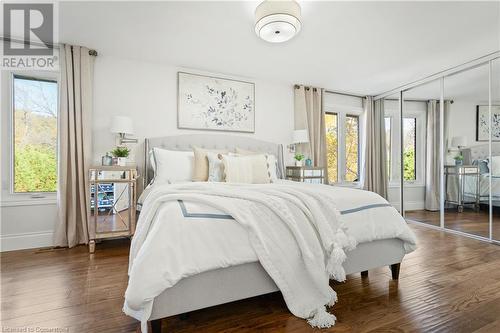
[294,85,328,181]
[54,45,95,247]
[362,97,388,198]
[425,100,450,211]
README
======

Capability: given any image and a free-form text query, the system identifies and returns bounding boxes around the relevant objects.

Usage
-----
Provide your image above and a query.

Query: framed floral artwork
[177,72,255,132]
[476,105,500,141]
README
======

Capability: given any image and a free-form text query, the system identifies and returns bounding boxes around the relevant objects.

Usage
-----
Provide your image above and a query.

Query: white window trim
[385,106,426,187]
[324,104,364,186]
[1,70,59,206]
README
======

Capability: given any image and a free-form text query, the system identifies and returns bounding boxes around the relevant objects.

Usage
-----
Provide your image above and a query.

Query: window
[384,101,425,185]
[12,75,58,193]
[385,117,392,179]
[325,112,338,183]
[403,118,416,181]
[345,115,359,182]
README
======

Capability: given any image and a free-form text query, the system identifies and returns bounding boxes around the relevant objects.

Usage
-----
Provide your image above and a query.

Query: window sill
[1,194,57,207]
[388,183,425,188]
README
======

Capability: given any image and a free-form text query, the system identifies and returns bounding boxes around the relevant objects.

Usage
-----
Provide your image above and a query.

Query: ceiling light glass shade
[255,1,302,43]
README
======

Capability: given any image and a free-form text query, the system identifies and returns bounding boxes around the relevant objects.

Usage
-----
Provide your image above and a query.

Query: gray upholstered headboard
[144,134,285,187]
[462,142,500,163]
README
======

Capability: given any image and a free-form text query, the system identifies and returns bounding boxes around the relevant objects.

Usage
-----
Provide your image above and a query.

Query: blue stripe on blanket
[178,200,234,220]
[177,200,392,220]
[340,203,392,215]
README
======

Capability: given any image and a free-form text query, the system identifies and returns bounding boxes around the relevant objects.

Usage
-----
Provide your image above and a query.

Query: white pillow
[152,148,194,184]
[206,152,225,182]
[222,154,270,184]
[234,148,278,182]
[490,156,500,176]
[264,154,278,182]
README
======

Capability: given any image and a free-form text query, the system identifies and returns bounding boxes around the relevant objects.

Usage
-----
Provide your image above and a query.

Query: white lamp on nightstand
[288,129,309,152]
[110,116,138,145]
[451,136,467,149]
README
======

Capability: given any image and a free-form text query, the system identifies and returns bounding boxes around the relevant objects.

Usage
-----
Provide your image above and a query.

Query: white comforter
[124,181,417,331]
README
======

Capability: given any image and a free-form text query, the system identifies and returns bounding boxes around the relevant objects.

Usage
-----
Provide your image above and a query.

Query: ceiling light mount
[254,1,302,43]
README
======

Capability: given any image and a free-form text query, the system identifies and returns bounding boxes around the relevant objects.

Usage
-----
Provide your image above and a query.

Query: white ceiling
[57,1,500,96]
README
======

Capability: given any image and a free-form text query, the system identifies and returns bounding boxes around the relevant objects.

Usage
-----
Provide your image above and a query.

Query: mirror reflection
[492,58,500,241]
[443,64,490,237]
[383,93,402,213]
[402,80,442,226]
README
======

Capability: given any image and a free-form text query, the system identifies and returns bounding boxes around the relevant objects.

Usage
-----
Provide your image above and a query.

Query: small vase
[117,157,128,166]
[113,157,128,166]
[455,160,463,166]
[295,160,303,167]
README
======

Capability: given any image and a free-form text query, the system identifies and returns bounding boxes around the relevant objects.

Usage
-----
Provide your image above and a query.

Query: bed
[125,134,417,332]
[462,143,500,206]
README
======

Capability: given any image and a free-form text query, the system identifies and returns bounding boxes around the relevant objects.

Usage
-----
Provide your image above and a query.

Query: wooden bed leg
[390,263,401,280]
[361,270,368,278]
[151,319,162,333]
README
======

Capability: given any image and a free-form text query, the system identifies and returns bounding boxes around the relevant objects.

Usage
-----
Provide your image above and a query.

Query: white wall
[1,55,294,251]
[447,99,489,150]
[92,56,294,170]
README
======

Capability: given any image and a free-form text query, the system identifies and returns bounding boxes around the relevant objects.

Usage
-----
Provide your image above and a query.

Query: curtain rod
[0,37,98,56]
[294,84,365,98]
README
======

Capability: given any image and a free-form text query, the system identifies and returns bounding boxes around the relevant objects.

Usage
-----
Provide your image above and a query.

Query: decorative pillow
[222,154,270,184]
[192,146,229,181]
[235,147,278,182]
[490,156,500,176]
[206,153,225,182]
[472,159,489,174]
[152,148,194,184]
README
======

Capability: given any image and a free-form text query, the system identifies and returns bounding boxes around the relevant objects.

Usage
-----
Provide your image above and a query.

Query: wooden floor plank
[2,225,500,332]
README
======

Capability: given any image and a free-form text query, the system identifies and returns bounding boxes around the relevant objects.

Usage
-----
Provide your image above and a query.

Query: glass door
[443,64,490,238]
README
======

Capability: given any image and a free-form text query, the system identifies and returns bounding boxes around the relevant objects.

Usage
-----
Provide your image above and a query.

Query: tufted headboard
[462,142,500,163]
[143,134,285,187]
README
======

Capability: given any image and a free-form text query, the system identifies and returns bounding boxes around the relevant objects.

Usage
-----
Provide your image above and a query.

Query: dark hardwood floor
[406,209,500,239]
[2,224,500,333]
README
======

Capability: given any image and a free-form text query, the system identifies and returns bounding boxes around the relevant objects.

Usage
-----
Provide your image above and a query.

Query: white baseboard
[390,201,425,211]
[0,230,54,252]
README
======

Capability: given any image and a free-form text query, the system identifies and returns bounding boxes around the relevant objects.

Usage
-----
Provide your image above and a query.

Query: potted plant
[454,154,464,166]
[111,146,130,166]
[294,153,305,167]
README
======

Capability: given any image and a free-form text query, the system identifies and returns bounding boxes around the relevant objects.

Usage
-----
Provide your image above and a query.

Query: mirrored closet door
[402,80,442,226]
[443,64,490,238]
[384,93,402,213]
[492,58,500,242]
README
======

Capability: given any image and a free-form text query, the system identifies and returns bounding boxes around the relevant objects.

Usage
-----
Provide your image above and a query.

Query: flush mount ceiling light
[254,0,302,43]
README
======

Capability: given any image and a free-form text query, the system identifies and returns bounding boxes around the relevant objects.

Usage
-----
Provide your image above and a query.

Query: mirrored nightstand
[286,166,325,184]
[88,166,138,253]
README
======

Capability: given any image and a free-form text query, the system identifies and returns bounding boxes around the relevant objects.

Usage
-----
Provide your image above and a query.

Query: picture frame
[177,72,255,133]
[476,105,500,142]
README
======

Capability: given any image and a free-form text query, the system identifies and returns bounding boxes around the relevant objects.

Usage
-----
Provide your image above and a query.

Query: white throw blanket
[124,182,417,332]
[125,182,358,331]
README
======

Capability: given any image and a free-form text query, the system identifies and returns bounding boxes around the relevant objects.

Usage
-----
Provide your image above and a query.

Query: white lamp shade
[451,136,467,147]
[293,129,309,144]
[110,116,134,135]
